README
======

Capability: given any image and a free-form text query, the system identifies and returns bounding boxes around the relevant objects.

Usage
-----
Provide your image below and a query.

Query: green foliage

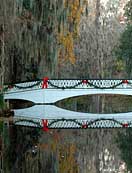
[115,1,132,76]
[118,25,132,59]
[0,94,4,109]
[116,25,132,75]
[124,0,132,22]
[116,129,132,172]
[0,121,3,134]
[115,59,125,71]
[23,0,31,10]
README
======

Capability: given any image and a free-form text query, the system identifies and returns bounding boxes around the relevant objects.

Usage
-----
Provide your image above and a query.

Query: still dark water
[1,94,132,172]
[56,94,132,113]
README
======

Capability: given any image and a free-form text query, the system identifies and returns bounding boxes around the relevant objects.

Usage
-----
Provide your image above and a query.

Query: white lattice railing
[13,116,132,128]
[4,79,132,93]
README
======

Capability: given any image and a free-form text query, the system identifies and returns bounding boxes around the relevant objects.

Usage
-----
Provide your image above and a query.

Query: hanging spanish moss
[1,0,87,83]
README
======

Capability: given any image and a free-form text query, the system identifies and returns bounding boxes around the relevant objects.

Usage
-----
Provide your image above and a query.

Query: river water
[0,94,132,172]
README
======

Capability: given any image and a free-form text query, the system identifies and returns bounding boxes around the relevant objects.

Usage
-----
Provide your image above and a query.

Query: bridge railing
[47,79,132,89]
[13,116,132,129]
[4,79,132,93]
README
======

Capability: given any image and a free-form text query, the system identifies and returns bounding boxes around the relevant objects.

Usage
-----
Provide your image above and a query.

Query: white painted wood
[14,105,132,120]
[4,88,132,103]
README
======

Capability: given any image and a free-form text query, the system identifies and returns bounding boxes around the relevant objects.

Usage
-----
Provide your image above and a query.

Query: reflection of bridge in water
[4,79,132,129]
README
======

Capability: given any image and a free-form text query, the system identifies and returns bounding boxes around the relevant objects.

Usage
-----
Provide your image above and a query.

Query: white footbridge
[4,79,132,129]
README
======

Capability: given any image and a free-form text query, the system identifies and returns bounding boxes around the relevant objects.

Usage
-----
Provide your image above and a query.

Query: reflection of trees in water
[5,125,41,173]
[2,125,128,173]
[116,129,132,172]
[56,95,132,113]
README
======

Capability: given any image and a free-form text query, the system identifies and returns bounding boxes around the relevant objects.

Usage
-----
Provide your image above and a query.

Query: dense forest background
[0,0,132,173]
[0,0,131,85]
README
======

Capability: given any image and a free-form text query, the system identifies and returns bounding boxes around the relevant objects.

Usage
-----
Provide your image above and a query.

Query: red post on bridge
[122,80,128,84]
[122,123,128,128]
[82,122,88,129]
[82,80,88,84]
[42,77,49,89]
[42,119,49,131]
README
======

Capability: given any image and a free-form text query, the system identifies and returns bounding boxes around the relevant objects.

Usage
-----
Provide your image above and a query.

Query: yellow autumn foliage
[58,0,87,64]
[58,32,76,64]
[115,59,125,71]
[68,0,87,35]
